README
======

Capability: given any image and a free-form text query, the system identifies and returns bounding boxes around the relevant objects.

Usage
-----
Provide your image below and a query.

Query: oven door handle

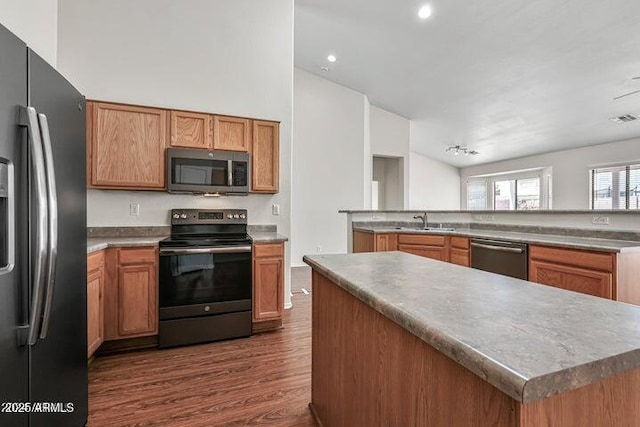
[159,246,252,255]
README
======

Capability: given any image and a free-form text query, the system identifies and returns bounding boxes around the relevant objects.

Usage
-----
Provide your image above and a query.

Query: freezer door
[28,50,88,427]
[0,24,29,427]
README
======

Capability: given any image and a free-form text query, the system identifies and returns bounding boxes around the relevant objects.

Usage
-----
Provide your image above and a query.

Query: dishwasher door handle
[471,242,524,254]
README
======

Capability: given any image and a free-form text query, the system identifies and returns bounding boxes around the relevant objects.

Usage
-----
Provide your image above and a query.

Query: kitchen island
[303,251,640,426]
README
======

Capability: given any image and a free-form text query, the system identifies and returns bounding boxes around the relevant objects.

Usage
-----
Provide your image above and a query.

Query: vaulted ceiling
[294,0,640,167]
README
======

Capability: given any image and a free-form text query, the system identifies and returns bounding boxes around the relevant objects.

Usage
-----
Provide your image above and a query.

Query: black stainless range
[158,209,252,348]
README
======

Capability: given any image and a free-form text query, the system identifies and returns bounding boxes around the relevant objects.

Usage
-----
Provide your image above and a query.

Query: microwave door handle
[17,106,49,346]
[37,113,58,339]
[227,159,233,187]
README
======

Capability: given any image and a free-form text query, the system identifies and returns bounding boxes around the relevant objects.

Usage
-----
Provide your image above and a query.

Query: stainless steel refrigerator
[0,23,88,427]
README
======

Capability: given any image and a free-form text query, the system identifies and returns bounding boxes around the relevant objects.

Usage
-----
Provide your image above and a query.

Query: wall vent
[609,114,639,124]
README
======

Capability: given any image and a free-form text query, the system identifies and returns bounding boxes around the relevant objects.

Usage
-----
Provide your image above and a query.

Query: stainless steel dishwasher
[470,239,528,280]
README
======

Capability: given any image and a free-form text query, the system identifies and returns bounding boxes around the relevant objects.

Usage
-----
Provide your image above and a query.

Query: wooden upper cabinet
[170,110,212,149]
[252,120,280,193]
[212,115,251,152]
[87,102,168,189]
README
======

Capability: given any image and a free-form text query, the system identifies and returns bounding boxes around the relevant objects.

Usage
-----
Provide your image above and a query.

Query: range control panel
[170,209,248,225]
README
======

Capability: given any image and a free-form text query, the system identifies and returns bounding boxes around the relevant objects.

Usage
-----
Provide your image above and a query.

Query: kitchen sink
[396,227,456,232]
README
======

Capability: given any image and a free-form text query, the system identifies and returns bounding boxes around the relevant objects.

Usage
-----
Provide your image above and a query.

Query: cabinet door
[399,244,447,262]
[375,234,398,252]
[450,248,470,267]
[212,115,251,152]
[252,120,279,193]
[170,110,212,149]
[88,102,168,189]
[253,257,284,322]
[529,260,613,299]
[87,269,104,358]
[117,264,158,336]
[353,231,375,253]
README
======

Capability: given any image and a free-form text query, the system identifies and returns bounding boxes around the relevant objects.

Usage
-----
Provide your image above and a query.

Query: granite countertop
[353,225,640,253]
[303,251,640,403]
[87,236,167,253]
[248,231,289,243]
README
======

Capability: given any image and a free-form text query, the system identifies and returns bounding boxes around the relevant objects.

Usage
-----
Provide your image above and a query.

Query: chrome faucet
[413,211,428,229]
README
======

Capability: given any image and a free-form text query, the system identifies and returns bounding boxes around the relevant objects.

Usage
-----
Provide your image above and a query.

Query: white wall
[291,69,368,265]
[409,151,461,209]
[58,0,294,305]
[460,137,640,209]
[0,0,58,65]
[370,106,410,208]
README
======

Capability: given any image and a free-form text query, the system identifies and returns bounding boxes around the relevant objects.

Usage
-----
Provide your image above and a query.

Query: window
[466,168,551,210]
[467,181,487,210]
[591,164,640,210]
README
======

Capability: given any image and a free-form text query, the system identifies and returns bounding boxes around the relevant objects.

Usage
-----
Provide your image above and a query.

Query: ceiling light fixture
[327,54,337,63]
[446,145,479,156]
[418,5,432,19]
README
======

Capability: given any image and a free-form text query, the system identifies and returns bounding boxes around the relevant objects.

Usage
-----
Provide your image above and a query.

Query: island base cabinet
[310,269,640,427]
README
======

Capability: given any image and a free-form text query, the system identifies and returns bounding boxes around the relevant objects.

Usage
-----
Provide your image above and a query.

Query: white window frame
[466,168,552,210]
[589,163,640,210]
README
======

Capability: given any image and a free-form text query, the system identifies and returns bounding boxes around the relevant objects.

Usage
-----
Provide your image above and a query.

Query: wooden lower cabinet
[397,234,449,262]
[450,237,470,267]
[353,231,397,253]
[87,251,105,358]
[104,247,158,341]
[253,242,285,332]
[529,245,614,299]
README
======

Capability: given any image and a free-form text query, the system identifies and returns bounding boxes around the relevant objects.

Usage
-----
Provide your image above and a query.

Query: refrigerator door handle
[17,106,49,346]
[37,113,57,339]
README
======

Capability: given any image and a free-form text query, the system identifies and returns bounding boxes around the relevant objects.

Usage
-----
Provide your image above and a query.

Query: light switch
[272,203,280,216]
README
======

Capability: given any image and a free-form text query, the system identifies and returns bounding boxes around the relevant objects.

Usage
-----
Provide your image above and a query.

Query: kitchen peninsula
[304,251,640,426]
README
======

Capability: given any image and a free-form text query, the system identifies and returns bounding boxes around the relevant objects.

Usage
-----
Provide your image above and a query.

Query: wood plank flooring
[88,293,314,426]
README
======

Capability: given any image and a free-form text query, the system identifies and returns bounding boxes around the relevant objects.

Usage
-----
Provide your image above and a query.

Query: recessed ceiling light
[418,5,432,19]
[327,54,337,63]
[320,66,329,72]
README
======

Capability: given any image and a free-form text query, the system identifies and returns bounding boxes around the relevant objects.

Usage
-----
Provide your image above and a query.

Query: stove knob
[233,214,240,219]
[227,214,233,219]
[180,214,187,219]
[172,213,180,219]
[240,213,246,219]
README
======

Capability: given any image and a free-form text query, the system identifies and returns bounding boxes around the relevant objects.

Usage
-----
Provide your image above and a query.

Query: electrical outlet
[316,245,323,253]
[129,203,140,217]
[272,203,280,216]
[592,216,610,225]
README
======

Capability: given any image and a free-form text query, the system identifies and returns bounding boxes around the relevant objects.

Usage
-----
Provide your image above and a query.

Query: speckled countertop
[87,236,166,253]
[248,232,288,243]
[354,226,640,253]
[303,251,640,403]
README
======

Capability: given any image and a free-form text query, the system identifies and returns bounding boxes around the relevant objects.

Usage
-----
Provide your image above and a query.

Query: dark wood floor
[88,293,314,426]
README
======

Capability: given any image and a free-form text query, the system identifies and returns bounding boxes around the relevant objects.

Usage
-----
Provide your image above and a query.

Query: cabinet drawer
[450,248,470,267]
[398,234,446,247]
[450,237,469,250]
[118,247,157,265]
[88,250,105,273]
[254,243,284,259]
[529,245,614,272]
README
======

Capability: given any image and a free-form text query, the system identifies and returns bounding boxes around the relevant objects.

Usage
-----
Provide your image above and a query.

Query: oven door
[159,245,252,320]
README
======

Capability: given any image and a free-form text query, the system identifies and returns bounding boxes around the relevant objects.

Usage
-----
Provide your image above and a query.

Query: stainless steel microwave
[166,148,251,195]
